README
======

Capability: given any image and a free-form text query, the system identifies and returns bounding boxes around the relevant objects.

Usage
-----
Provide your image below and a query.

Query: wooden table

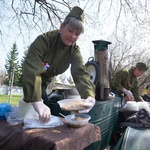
[0,120,101,150]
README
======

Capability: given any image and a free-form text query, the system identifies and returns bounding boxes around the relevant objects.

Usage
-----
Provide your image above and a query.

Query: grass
[0,95,22,106]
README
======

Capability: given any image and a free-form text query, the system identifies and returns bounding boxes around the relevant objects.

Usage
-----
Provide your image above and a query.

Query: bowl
[137,102,150,111]
[124,101,139,111]
[65,113,91,128]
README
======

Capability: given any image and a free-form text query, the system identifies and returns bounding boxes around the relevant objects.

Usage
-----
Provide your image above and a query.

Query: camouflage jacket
[110,67,143,102]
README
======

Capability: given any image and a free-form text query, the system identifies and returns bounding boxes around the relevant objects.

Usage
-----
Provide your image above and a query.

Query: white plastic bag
[18,99,33,119]
[23,109,63,130]
[5,106,24,125]
[5,97,34,125]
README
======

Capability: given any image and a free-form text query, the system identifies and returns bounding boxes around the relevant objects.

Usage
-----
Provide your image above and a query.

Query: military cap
[66,6,84,22]
[136,62,149,71]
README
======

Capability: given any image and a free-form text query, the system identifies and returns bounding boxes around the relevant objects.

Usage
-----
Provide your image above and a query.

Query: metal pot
[48,87,80,102]
[55,88,80,99]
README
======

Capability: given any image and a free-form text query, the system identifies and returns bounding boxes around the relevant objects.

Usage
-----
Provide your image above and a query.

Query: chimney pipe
[92,40,111,101]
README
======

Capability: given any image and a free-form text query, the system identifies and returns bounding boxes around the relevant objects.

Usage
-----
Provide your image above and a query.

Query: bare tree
[1,0,150,87]
[0,0,149,38]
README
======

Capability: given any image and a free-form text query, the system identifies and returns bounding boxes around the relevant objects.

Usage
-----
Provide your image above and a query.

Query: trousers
[41,82,49,107]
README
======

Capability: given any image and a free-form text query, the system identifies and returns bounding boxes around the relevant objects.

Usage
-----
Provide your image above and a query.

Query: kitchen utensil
[59,113,66,118]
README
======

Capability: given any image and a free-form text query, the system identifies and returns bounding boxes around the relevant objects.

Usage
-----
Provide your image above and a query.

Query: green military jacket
[22,30,95,103]
[110,67,143,102]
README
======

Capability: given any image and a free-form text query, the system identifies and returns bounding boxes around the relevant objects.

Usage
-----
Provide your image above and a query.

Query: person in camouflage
[110,62,148,106]
[141,85,150,102]
[22,6,95,122]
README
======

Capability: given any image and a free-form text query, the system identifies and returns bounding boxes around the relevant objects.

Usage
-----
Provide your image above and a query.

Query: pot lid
[85,57,100,85]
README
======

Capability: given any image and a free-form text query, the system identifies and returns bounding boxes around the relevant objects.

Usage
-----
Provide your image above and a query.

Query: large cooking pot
[48,87,80,117]
[48,87,80,102]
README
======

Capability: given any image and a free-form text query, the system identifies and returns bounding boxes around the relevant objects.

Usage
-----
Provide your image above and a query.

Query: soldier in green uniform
[110,62,148,106]
[22,6,95,122]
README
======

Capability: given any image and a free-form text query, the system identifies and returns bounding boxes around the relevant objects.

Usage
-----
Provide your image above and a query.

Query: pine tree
[18,47,28,86]
[5,42,20,86]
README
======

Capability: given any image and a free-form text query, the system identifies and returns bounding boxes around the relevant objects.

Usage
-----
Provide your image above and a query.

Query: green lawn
[0,95,22,106]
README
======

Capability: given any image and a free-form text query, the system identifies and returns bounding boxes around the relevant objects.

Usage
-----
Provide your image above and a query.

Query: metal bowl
[65,113,91,128]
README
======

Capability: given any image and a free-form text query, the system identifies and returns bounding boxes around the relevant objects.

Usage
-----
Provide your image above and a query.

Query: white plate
[57,99,86,111]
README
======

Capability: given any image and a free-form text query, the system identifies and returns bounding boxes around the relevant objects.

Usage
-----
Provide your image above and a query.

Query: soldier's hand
[32,101,51,123]
[122,88,134,101]
[79,96,95,113]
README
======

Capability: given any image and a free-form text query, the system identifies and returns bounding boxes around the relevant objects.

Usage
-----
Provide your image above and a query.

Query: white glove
[122,88,134,101]
[32,101,51,123]
[79,96,96,113]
